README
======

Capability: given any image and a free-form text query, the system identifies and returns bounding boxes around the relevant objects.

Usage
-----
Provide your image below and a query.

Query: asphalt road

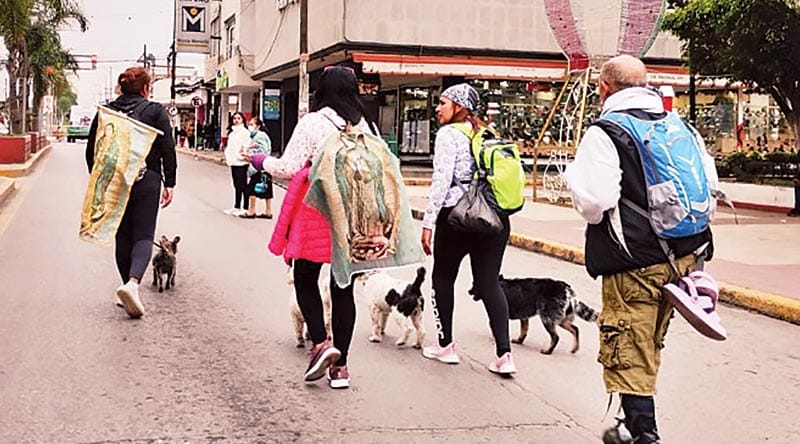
[1,143,799,443]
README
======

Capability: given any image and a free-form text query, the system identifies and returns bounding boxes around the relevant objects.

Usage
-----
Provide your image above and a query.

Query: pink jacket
[268,166,331,264]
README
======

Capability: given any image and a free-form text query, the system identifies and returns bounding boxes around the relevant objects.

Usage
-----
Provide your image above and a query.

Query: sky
[60,0,205,106]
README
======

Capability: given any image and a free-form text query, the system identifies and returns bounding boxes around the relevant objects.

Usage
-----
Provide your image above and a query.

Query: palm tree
[0,0,87,134]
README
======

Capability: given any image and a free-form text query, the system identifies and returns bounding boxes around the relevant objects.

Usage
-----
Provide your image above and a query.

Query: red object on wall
[0,135,32,164]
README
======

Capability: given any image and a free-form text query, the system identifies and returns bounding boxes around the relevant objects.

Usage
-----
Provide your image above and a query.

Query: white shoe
[488,352,517,375]
[223,208,240,216]
[116,282,144,319]
[422,342,460,364]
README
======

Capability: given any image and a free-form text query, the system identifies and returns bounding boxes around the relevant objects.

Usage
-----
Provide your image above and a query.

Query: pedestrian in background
[223,111,251,216]
[563,55,718,444]
[239,117,273,219]
[261,65,375,389]
[85,66,176,319]
[419,83,515,376]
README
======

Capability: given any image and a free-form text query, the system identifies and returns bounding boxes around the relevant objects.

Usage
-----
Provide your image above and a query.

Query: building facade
[203,0,789,157]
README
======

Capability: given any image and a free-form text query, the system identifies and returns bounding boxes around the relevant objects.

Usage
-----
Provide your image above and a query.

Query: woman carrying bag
[240,117,274,219]
[419,83,515,375]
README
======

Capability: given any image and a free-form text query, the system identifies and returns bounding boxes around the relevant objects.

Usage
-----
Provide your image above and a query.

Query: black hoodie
[85,94,177,188]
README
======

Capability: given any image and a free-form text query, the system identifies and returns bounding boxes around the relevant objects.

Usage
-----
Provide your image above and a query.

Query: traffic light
[91,55,97,70]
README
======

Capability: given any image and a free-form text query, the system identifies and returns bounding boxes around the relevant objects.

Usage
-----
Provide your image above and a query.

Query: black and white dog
[470,275,598,354]
[356,267,426,348]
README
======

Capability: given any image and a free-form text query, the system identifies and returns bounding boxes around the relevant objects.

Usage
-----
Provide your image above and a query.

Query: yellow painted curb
[0,177,15,205]
[0,143,53,178]
[718,283,800,325]
[410,206,800,325]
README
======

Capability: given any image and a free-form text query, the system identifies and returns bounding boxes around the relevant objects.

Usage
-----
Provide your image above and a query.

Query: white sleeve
[422,128,460,229]
[261,115,316,179]
[693,128,719,218]
[563,126,622,225]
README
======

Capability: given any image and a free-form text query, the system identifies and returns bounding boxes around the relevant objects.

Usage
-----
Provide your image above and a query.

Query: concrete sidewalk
[178,147,800,325]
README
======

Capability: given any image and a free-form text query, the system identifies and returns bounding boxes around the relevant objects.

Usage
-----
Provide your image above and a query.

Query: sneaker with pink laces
[327,365,350,389]
[304,339,341,382]
[422,342,460,364]
[488,352,517,375]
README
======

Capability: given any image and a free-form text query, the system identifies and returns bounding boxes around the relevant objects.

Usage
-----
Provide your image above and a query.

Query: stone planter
[0,135,32,164]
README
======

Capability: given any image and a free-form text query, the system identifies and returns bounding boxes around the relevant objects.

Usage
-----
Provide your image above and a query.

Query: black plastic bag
[447,179,503,234]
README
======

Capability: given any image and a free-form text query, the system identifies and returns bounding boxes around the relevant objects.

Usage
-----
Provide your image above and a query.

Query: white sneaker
[422,342,460,364]
[116,282,144,319]
[223,208,241,216]
[488,352,517,375]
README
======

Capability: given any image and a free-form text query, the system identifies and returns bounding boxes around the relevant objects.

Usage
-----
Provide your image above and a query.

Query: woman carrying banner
[259,65,374,389]
[85,67,177,319]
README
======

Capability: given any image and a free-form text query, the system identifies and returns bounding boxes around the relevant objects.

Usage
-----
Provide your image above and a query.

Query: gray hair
[600,55,648,91]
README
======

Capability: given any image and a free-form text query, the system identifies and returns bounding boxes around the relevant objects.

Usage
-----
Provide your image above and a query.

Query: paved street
[1,143,800,443]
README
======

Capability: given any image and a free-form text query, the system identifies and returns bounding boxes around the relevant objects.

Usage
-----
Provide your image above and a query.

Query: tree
[662,0,800,151]
[0,0,86,134]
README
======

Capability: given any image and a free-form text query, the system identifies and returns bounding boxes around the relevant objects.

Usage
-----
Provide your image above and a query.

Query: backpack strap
[620,196,679,274]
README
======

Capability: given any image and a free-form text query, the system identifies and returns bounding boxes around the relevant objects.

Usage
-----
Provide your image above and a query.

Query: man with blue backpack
[564,55,719,444]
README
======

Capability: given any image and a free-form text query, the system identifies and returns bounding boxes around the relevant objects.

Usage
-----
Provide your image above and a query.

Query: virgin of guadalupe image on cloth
[334,140,398,262]
[79,106,161,246]
[89,122,121,222]
[306,128,424,288]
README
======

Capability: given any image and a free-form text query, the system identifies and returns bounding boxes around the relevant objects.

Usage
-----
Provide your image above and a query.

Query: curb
[0,143,53,178]
[410,206,800,326]
[0,177,15,206]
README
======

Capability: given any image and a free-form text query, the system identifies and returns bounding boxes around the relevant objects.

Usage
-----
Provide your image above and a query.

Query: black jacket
[584,109,713,278]
[85,94,177,188]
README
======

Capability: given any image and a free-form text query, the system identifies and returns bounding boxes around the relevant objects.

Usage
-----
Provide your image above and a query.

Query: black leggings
[115,170,161,283]
[230,165,249,210]
[293,259,356,366]
[431,207,511,357]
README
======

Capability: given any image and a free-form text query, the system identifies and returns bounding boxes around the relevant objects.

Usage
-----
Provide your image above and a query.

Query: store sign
[262,89,280,121]
[276,0,297,11]
[175,0,211,54]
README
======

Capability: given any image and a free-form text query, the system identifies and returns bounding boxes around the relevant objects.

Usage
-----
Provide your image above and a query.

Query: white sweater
[225,124,251,167]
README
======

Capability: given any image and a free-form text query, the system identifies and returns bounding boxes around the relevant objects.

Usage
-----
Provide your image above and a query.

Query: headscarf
[441,83,479,112]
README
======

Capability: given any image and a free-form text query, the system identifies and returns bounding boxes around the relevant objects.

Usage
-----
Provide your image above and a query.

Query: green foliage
[0,0,87,133]
[716,150,800,183]
[663,0,800,150]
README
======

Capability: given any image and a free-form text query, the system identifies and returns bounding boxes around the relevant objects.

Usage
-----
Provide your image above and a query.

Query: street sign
[191,96,204,108]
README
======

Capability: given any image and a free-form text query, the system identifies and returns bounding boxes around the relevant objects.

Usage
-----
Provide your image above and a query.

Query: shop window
[399,87,435,155]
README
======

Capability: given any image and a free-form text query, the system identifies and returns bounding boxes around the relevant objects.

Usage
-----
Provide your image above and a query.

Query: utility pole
[142,44,148,69]
[298,0,309,118]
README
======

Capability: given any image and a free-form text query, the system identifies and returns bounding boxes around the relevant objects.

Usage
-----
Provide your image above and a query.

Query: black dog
[470,275,598,354]
[152,235,180,292]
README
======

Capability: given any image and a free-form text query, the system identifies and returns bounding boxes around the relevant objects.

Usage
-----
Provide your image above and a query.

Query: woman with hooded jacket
[258,65,375,389]
[85,67,176,319]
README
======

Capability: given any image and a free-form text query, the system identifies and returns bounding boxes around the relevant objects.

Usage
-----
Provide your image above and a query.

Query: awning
[353,53,568,81]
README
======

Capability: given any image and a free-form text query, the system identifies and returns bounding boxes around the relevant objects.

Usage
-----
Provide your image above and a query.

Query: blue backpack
[602,111,712,239]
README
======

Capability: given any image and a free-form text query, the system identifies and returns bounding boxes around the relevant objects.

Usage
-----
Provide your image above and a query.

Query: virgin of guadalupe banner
[305,128,424,288]
[79,106,161,246]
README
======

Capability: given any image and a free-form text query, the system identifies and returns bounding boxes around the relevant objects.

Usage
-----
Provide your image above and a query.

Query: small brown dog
[152,235,180,292]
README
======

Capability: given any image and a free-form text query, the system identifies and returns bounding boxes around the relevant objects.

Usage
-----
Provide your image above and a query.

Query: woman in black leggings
[86,67,177,319]
[420,83,515,375]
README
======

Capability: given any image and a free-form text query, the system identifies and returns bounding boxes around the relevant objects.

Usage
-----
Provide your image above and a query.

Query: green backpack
[451,122,526,214]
